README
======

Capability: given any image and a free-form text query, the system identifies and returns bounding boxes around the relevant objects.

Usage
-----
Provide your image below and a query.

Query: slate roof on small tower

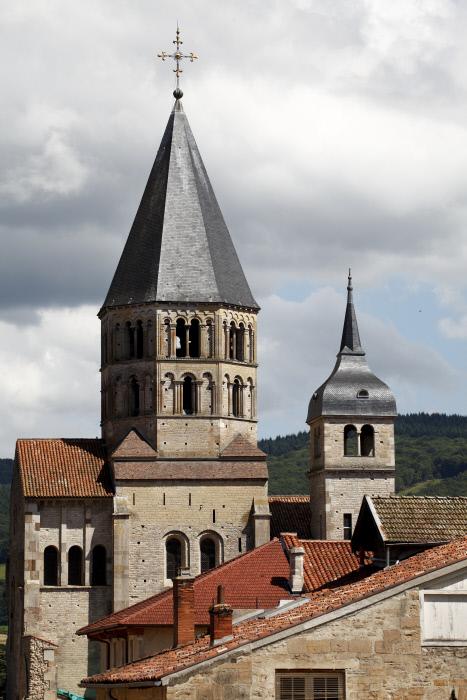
[307,272,396,422]
[102,99,258,311]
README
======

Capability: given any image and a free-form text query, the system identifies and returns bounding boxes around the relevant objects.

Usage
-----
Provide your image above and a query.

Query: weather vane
[158,25,198,99]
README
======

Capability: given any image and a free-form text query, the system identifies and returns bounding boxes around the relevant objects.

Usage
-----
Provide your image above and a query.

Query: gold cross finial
[158,25,198,99]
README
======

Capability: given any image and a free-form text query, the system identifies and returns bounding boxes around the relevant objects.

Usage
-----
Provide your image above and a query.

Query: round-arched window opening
[91,545,107,586]
[68,545,83,586]
[344,424,358,457]
[166,538,182,580]
[361,424,375,457]
[232,378,241,417]
[44,546,59,586]
[200,538,216,573]
[357,389,369,399]
[183,376,194,415]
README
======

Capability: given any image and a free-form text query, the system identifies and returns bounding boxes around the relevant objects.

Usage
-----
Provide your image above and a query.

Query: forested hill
[259,413,467,496]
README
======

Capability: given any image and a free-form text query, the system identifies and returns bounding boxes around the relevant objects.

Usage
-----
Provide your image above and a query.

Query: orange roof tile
[282,535,364,591]
[78,539,293,636]
[269,495,312,539]
[17,438,112,498]
[82,536,467,687]
[220,434,267,459]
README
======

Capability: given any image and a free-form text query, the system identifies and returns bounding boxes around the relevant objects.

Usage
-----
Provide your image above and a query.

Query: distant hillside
[260,413,467,496]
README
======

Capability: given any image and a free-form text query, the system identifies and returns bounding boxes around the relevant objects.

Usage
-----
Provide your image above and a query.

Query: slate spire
[102,98,258,311]
[339,270,364,355]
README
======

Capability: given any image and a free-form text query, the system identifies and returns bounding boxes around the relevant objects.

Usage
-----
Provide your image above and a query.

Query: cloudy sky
[1,0,467,455]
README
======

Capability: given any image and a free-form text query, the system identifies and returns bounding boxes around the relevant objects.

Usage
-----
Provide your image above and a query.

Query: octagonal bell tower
[307,273,396,541]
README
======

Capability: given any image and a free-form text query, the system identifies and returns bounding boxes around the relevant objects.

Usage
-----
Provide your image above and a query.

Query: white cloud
[439,315,467,339]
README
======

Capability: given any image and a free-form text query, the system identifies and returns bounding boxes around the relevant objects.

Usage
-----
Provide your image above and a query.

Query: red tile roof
[282,535,363,591]
[269,496,312,539]
[220,434,267,459]
[112,429,157,459]
[17,439,112,498]
[113,461,268,481]
[82,536,467,687]
[79,537,368,638]
[78,539,294,636]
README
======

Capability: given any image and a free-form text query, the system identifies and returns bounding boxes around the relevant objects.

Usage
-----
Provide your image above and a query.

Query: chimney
[289,546,305,593]
[173,569,195,647]
[209,585,233,646]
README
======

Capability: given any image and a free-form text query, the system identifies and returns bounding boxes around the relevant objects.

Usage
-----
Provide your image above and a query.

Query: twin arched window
[344,424,375,457]
[165,534,222,579]
[176,319,200,358]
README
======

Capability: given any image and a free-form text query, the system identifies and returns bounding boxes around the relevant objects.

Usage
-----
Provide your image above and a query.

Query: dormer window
[312,392,318,400]
[357,389,369,399]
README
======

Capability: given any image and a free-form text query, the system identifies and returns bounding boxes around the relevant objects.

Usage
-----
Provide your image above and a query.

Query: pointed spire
[338,269,364,355]
[101,101,258,311]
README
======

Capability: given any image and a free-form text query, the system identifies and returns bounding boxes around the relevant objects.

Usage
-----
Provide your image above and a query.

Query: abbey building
[7,84,397,697]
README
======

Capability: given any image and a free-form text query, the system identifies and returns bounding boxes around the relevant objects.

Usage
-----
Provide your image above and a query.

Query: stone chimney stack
[173,569,195,647]
[209,585,233,646]
[289,546,305,593]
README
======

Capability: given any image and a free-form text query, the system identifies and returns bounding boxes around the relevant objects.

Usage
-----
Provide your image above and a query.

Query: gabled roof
[78,536,363,638]
[353,495,467,548]
[102,99,258,312]
[268,496,312,539]
[112,429,157,460]
[307,274,396,422]
[82,537,467,687]
[220,434,267,460]
[16,439,112,498]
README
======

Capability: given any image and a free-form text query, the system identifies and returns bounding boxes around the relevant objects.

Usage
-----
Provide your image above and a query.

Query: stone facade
[309,417,395,539]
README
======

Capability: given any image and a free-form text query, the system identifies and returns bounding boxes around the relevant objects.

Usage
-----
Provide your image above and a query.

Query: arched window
[189,319,200,358]
[200,538,216,573]
[129,377,140,417]
[166,538,182,580]
[183,376,194,415]
[176,319,187,357]
[68,546,83,586]
[136,320,144,359]
[44,546,59,586]
[357,389,369,399]
[236,323,245,361]
[229,322,236,360]
[360,424,375,457]
[91,545,107,586]
[344,425,358,457]
[125,321,135,359]
[232,378,241,418]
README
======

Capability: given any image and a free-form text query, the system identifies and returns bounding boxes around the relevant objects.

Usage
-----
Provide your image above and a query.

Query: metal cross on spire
[158,25,198,99]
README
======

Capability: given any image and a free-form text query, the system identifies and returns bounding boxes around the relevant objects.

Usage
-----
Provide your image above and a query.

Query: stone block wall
[310,470,394,540]
[115,479,267,603]
[161,588,467,699]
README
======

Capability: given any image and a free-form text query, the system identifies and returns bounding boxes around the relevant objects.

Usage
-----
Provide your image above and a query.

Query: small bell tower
[307,272,396,540]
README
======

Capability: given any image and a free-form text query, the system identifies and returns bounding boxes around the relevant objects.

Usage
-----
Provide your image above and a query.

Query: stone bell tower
[307,273,396,541]
[99,49,269,608]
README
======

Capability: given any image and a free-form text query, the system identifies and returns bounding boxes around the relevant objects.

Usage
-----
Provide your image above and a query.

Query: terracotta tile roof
[269,495,312,539]
[82,536,467,687]
[78,539,294,636]
[112,429,157,459]
[113,461,268,481]
[370,495,467,543]
[17,439,112,498]
[282,535,363,591]
[220,434,267,459]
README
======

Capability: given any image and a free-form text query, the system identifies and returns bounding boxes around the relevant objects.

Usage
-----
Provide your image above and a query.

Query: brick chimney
[289,546,305,593]
[173,569,195,647]
[209,585,233,646]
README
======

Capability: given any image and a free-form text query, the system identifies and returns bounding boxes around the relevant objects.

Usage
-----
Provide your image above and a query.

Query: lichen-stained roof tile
[82,536,467,687]
[16,439,112,498]
[268,496,312,539]
[101,99,258,312]
[370,495,467,543]
[220,434,267,459]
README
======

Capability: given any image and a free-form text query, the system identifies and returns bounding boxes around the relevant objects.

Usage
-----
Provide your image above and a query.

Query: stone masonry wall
[117,479,267,602]
[162,588,467,700]
[310,470,395,540]
[23,636,57,700]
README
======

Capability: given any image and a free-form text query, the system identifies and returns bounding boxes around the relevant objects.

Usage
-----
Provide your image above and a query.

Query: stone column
[170,324,176,358]
[223,324,229,359]
[227,382,232,416]
[185,325,190,358]
[200,323,207,357]
[113,496,130,612]
[194,381,202,414]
